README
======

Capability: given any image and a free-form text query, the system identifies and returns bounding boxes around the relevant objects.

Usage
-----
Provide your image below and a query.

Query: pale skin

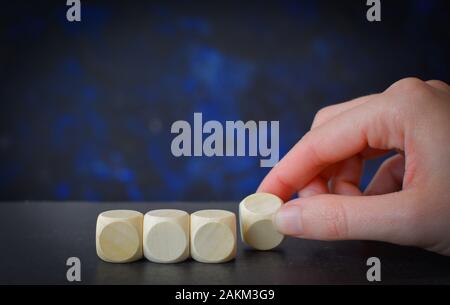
[258,77,450,256]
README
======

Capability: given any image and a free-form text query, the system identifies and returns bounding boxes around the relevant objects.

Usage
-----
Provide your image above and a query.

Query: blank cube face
[96,210,143,263]
[190,210,237,263]
[240,193,284,250]
[194,222,234,261]
[143,209,189,263]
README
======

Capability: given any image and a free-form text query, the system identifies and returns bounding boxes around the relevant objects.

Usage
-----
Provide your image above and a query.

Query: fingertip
[257,179,294,202]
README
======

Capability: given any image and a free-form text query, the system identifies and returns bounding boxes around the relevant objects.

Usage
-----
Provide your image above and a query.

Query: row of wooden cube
[96,193,284,264]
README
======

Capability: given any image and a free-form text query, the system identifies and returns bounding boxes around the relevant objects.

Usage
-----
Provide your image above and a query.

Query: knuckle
[312,106,333,128]
[426,79,450,91]
[388,77,428,94]
[385,77,435,120]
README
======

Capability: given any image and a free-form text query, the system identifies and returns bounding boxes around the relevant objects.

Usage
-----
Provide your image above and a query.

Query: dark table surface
[0,201,449,285]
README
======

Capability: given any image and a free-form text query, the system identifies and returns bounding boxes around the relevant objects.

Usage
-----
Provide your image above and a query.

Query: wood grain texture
[96,210,143,263]
[143,209,189,263]
[239,193,284,250]
[190,210,236,263]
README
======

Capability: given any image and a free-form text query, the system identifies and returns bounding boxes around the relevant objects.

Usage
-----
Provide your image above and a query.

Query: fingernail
[274,205,303,236]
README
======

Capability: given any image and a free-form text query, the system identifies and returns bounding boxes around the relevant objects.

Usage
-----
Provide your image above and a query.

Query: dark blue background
[1,0,449,201]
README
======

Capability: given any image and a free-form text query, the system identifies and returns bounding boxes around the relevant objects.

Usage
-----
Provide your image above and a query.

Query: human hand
[258,78,450,256]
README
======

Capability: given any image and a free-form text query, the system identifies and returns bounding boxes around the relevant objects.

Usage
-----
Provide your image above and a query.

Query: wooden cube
[239,193,284,250]
[143,209,190,263]
[190,210,236,263]
[96,210,143,263]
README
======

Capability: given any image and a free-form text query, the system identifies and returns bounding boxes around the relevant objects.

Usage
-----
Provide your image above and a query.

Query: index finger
[257,93,406,201]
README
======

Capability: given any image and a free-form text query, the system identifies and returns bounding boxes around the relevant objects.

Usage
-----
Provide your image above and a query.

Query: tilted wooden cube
[190,210,237,263]
[143,209,190,263]
[96,210,143,263]
[239,193,284,250]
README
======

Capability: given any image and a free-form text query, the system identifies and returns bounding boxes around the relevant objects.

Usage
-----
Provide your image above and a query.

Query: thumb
[274,192,418,245]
